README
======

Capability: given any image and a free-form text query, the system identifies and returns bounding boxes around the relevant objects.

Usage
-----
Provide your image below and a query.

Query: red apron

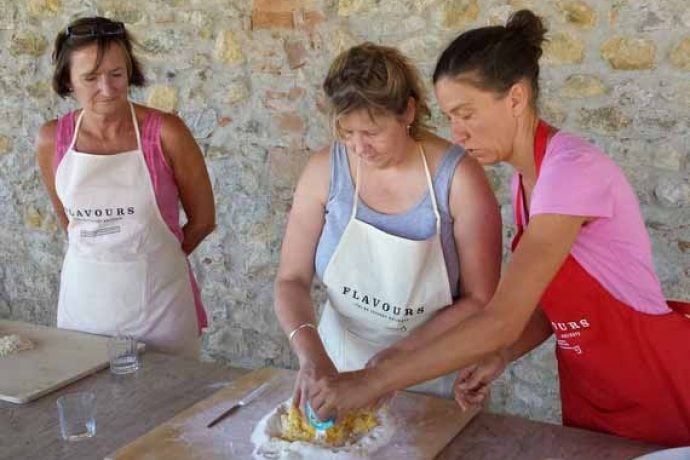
[512,121,690,446]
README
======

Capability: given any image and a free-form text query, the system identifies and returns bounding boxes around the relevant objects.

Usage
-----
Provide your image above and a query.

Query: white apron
[319,145,455,397]
[55,103,198,356]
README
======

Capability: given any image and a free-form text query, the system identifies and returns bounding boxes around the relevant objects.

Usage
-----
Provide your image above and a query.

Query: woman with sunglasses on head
[274,42,502,413]
[306,10,690,446]
[36,17,215,356]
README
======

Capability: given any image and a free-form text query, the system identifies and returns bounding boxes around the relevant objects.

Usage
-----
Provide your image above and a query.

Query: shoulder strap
[53,111,76,174]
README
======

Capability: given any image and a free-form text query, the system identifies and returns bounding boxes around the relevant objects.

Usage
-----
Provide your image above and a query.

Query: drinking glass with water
[107,334,139,375]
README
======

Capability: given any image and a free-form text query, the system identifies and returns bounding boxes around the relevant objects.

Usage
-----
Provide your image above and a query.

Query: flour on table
[251,400,396,459]
[0,334,34,357]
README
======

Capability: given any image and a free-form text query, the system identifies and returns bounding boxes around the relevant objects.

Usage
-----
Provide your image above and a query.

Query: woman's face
[434,76,516,165]
[337,109,411,167]
[68,42,129,115]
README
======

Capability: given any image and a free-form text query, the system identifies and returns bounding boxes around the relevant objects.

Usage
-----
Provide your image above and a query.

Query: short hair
[433,9,547,106]
[323,42,431,139]
[51,16,146,97]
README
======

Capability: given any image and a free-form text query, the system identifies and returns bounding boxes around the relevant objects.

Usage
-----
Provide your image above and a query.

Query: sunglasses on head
[65,21,125,39]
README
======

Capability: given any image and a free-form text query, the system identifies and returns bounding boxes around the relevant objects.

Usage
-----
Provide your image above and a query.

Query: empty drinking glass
[57,392,96,441]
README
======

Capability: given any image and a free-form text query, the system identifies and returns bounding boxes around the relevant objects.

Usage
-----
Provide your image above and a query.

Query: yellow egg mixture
[279,406,379,446]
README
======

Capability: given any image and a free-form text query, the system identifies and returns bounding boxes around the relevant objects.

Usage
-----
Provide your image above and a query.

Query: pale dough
[0,334,34,357]
[251,400,396,459]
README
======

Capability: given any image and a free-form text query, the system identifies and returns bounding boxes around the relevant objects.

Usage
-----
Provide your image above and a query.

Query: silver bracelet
[288,323,316,341]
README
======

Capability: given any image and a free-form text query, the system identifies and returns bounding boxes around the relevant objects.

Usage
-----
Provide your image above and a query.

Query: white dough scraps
[0,334,34,357]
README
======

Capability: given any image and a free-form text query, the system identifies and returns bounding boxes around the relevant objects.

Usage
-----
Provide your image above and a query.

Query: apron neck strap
[351,143,442,232]
[129,102,142,151]
[351,154,361,218]
[67,101,141,152]
[68,110,85,153]
[516,119,551,230]
[419,143,442,233]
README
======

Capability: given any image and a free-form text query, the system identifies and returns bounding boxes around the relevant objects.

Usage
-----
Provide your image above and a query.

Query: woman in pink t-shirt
[306,10,690,447]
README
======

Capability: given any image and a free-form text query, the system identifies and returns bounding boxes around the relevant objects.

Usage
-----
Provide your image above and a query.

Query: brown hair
[322,42,431,139]
[433,9,547,106]
[51,17,146,97]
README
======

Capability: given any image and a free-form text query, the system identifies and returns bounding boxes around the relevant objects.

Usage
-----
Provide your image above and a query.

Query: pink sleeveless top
[53,109,208,332]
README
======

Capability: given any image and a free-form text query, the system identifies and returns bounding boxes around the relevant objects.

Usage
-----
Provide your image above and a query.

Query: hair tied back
[505,9,548,53]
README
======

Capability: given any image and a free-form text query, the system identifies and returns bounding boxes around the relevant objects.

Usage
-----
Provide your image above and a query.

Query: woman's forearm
[181,220,215,254]
[368,215,583,395]
[502,307,553,362]
[274,278,331,365]
[392,294,485,352]
[370,308,518,394]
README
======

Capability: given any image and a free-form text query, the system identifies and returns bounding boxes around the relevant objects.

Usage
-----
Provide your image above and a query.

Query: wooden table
[0,352,661,460]
[437,413,661,459]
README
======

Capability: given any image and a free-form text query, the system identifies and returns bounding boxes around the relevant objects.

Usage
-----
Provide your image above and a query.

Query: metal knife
[206,378,276,428]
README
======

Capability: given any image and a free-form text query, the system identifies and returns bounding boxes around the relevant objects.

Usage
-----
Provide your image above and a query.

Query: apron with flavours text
[319,144,455,397]
[55,103,198,356]
[512,121,690,446]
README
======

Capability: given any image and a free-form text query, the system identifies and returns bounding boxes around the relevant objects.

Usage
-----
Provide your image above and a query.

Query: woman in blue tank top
[274,43,502,413]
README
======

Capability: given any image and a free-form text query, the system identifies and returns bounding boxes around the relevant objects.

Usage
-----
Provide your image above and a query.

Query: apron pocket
[59,256,147,335]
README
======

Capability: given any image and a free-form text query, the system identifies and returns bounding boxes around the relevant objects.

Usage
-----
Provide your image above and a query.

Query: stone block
[679,241,690,253]
[10,32,48,57]
[100,1,144,24]
[0,135,11,155]
[140,29,184,56]
[540,100,567,126]
[284,39,308,69]
[601,36,655,70]
[214,30,245,65]
[669,37,690,71]
[399,33,446,65]
[262,87,306,112]
[676,81,690,107]
[274,112,305,134]
[507,0,540,10]
[558,0,596,28]
[26,81,52,100]
[176,10,216,40]
[252,0,321,29]
[560,74,607,98]
[24,206,43,230]
[324,27,359,55]
[544,33,585,65]
[227,82,250,104]
[655,178,690,208]
[487,5,513,25]
[338,0,374,16]
[410,0,437,14]
[27,0,62,16]
[577,106,631,134]
[268,146,310,196]
[147,85,178,113]
[441,0,480,30]
[651,144,683,172]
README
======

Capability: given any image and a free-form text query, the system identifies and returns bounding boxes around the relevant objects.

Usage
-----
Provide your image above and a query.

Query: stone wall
[1,0,688,423]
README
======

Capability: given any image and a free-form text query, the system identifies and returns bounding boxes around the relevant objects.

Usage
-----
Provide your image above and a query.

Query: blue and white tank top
[314,141,465,298]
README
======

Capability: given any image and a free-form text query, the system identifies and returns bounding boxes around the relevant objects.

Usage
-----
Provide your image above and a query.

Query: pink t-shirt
[512,131,670,314]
